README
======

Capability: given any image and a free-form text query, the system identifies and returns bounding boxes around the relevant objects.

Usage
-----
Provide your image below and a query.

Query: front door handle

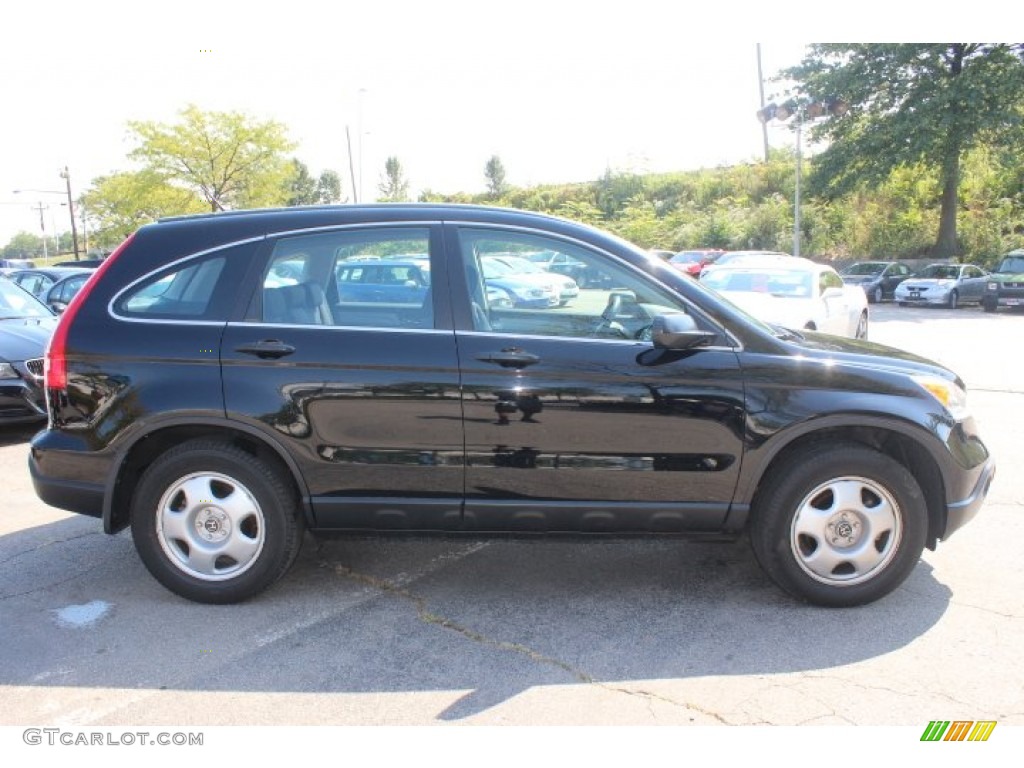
[235,340,296,359]
[476,348,540,369]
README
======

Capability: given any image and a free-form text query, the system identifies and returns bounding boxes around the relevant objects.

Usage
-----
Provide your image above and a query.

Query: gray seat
[264,282,333,325]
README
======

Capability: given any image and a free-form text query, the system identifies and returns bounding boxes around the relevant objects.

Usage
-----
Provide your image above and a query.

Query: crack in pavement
[0,530,105,568]
[329,561,731,723]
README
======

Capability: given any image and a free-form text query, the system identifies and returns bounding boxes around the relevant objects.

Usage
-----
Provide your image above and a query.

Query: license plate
[910,291,920,298]
[1005,298,1021,306]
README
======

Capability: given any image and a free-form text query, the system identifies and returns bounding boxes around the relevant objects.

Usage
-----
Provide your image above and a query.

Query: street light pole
[794,107,803,258]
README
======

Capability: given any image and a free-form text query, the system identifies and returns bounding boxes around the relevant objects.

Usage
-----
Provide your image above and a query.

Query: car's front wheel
[131,439,303,603]
[750,443,927,607]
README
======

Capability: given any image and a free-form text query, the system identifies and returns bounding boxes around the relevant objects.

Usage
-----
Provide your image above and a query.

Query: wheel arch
[104,419,314,534]
[736,423,947,550]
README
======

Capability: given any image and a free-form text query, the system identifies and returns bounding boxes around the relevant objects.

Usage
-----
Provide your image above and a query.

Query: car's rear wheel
[131,439,303,603]
[750,443,927,607]
[872,286,883,304]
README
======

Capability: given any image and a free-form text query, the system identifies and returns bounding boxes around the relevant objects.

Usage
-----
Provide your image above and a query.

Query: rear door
[221,223,465,531]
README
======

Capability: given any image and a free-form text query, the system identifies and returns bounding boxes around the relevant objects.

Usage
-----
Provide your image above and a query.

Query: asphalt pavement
[1,303,1021,727]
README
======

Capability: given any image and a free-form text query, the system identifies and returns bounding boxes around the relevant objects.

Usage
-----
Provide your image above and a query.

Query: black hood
[0,317,57,362]
[787,330,960,385]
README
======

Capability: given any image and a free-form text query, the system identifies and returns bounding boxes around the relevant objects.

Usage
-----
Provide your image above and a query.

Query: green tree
[81,169,206,244]
[785,44,1024,257]
[484,155,508,197]
[317,170,344,204]
[2,232,44,259]
[377,156,410,202]
[128,104,296,212]
[286,159,319,206]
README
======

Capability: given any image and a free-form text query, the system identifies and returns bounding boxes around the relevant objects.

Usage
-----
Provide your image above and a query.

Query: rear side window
[113,242,253,321]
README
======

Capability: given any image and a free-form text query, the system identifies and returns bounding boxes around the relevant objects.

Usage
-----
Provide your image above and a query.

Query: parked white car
[702,255,869,339]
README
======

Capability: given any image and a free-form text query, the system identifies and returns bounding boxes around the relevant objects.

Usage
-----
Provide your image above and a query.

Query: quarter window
[117,256,228,318]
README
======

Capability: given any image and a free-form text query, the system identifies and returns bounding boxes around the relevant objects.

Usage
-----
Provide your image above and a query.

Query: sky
[0,1,1003,246]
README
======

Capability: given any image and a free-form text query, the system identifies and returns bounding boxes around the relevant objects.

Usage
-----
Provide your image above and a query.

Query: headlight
[0,362,19,379]
[911,374,969,420]
[987,282,997,291]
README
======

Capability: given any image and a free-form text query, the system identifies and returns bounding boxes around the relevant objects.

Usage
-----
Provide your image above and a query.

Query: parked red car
[668,249,726,277]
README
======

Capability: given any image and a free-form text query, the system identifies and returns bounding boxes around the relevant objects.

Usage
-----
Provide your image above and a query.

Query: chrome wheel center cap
[827,512,861,546]
[195,508,231,542]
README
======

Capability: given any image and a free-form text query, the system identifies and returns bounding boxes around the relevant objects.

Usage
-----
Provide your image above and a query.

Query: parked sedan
[0,276,56,424]
[43,271,93,314]
[483,254,579,305]
[8,267,92,300]
[481,256,560,308]
[840,261,913,304]
[702,255,869,339]
[668,249,725,278]
[894,263,989,308]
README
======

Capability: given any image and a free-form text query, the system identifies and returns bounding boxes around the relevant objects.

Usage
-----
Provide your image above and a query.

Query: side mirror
[822,287,844,299]
[49,301,67,315]
[652,313,716,350]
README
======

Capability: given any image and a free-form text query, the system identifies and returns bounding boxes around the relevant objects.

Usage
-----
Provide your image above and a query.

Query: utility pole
[31,202,49,258]
[59,166,80,259]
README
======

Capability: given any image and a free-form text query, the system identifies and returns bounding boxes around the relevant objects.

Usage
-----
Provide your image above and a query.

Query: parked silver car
[894,263,989,308]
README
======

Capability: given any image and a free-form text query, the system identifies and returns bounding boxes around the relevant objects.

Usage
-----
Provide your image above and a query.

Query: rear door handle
[235,340,296,359]
[476,348,540,369]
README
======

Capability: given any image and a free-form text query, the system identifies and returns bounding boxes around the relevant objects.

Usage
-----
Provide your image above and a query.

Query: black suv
[30,205,995,606]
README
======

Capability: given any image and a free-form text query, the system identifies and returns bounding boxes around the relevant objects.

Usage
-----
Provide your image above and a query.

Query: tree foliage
[377,156,410,202]
[128,105,296,212]
[783,44,1024,257]
[484,155,508,197]
[287,161,346,206]
[81,169,206,246]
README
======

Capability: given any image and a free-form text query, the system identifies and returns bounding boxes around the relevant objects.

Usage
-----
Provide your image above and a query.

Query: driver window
[457,228,692,341]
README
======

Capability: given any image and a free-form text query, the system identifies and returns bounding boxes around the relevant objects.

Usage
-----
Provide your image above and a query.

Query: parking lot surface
[1,303,1022,726]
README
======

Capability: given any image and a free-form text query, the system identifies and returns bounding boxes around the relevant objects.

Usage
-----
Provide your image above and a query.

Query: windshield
[996,256,1024,274]
[703,268,813,298]
[0,278,53,319]
[843,262,886,276]
[918,265,960,279]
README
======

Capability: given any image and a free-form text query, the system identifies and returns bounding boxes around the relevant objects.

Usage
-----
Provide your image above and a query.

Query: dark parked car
[840,261,913,304]
[43,272,93,314]
[30,205,995,607]
[8,267,92,301]
[0,276,56,424]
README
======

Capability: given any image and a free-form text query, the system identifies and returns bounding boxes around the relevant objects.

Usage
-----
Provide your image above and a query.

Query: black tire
[750,443,927,607]
[871,286,883,304]
[948,290,958,310]
[131,439,303,604]
[982,299,996,313]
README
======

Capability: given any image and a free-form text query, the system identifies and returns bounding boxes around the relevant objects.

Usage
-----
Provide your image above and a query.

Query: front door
[447,224,746,533]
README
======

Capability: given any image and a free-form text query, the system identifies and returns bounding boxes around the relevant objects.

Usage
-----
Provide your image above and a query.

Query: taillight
[45,233,135,390]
